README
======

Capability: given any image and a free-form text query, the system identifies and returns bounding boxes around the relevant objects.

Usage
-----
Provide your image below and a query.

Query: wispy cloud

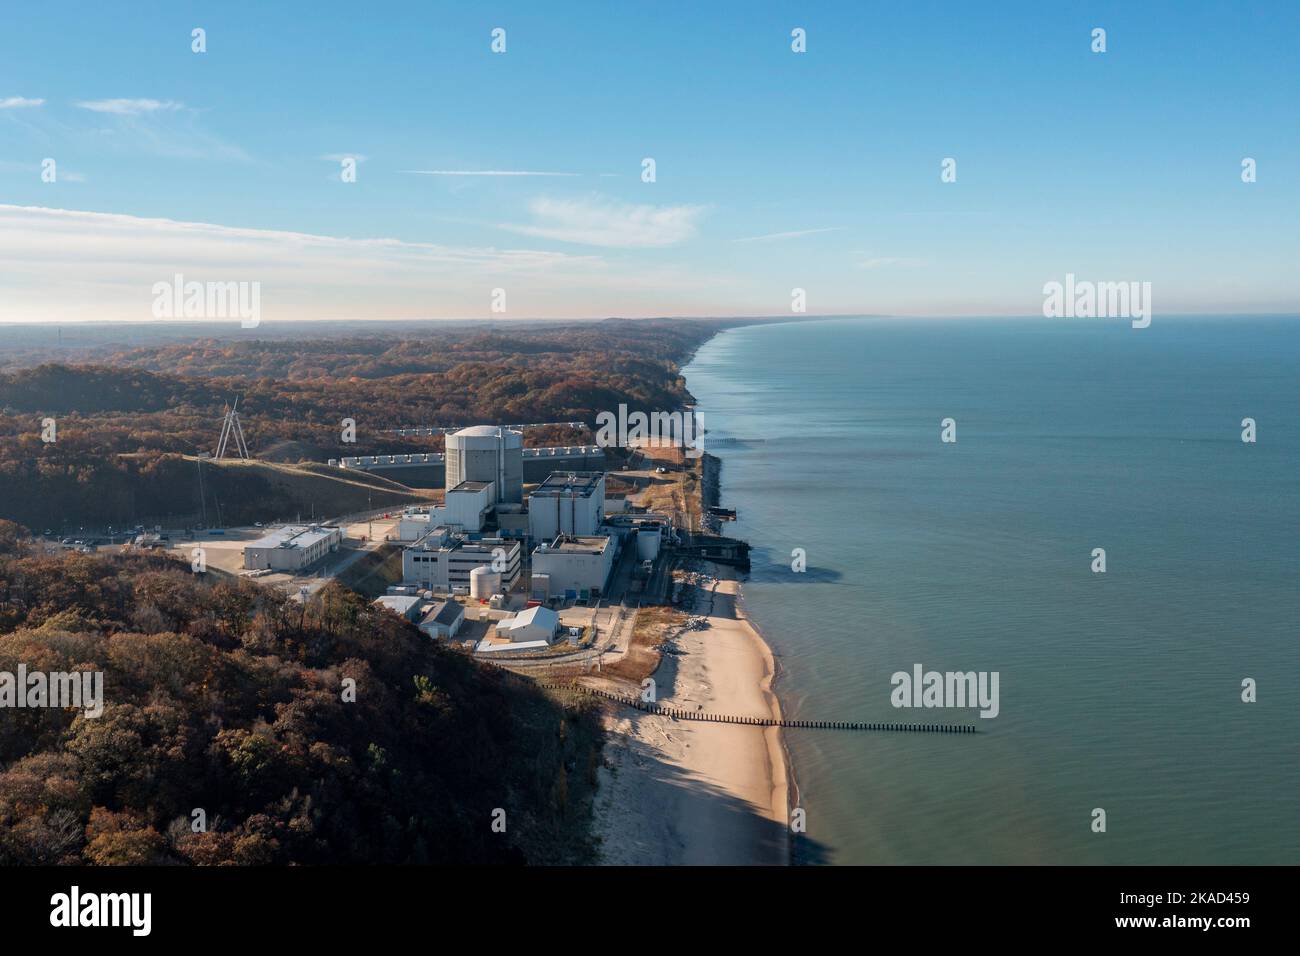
[500,195,705,248]
[0,204,751,322]
[732,227,845,243]
[0,97,44,109]
[75,98,183,115]
[402,169,582,177]
[856,255,928,270]
[65,99,249,162]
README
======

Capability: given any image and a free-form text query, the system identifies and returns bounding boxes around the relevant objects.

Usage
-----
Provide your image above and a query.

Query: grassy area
[335,543,405,599]
[626,445,704,532]
[196,457,434,526]
[602,606,689,682]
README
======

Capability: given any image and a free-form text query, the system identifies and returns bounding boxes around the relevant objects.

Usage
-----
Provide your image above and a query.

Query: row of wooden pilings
[535,681,977,733]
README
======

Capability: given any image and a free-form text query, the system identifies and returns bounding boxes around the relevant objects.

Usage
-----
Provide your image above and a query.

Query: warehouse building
[531,534,616,601]
[445,426,523,504]
[402,527,521,594]
[527,471,606,542]
[242,525,342,572]
[419,600,465,640]
[493,604,560,644]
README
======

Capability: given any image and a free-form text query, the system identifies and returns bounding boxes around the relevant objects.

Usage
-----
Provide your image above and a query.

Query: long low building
[243,525,343,571]
[402,526,521,594]
[530,534,616,600]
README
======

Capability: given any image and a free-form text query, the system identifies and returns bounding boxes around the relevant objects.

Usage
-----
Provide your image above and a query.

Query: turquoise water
[683,316,1300,865]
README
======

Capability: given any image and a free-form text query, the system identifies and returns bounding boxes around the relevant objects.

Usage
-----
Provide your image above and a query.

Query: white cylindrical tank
[470,565,501,600]
[636,528,661,562]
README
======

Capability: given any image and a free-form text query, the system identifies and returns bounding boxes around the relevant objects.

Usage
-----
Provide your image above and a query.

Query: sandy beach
[591,566,790,865]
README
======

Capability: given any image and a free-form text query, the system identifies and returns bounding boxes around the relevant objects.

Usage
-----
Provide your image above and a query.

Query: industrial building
[531,534,616,601]
[494,604,560,644]
[527,471,606,542]
[445,425,523,504]
[402,527,522,594]
[372,594,425,622]
[443,479,493,532]
[396,508,442,542]
[419,600,465,640]
[242,525,343,572]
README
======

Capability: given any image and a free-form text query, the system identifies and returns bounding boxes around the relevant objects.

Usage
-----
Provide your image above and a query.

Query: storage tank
[445,425,523,504]
[636,528,661,562]
[470,565,502,600]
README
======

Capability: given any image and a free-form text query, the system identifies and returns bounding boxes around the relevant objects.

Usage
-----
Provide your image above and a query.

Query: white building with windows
[242,525,343,572]
[402,527,521,594]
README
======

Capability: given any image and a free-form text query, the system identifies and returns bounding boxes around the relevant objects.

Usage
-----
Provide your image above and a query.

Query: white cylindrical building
[445,426,523,503]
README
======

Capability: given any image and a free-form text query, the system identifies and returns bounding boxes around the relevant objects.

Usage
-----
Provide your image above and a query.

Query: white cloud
[402,169,581,177]
[75,98,183,115]
[732,227,845,243]
[0,97,44,109]
[0,204,745,322]
[856,256,928,270]
[500,195,705,248]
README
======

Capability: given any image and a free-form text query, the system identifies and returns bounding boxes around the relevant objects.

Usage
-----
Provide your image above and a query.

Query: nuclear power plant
[444,425,524,503]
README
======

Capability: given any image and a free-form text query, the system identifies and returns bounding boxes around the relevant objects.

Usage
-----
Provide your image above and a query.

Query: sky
[1,0,1298,322]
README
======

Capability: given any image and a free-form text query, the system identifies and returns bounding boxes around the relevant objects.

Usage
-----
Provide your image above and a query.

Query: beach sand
[591,566,789,865]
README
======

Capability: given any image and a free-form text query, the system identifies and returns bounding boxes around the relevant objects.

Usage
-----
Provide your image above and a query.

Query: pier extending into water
[535,680,977,733]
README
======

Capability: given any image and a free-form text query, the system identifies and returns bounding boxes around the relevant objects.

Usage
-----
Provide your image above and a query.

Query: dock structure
[676,533,751,571]
[534,681,978,734]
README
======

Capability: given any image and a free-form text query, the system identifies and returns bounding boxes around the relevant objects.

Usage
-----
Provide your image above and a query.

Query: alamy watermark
[1043,273,1151,328]
[0,666,104,718]
[594,403,704,458]
[152,273,261,328]
[891,663,999,719]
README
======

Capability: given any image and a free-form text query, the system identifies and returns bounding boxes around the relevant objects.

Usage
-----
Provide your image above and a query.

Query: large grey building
[444,425,523,504]
[527,471,606,542]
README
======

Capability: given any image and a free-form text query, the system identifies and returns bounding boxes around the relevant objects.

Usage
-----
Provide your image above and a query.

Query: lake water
[683,316,1299,865]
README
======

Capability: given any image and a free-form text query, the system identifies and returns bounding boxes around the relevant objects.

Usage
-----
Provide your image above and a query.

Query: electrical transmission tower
[215,398,251,460]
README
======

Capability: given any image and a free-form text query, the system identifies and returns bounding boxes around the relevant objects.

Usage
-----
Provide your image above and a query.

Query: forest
[0,319,731,529]
[0,521,601,865]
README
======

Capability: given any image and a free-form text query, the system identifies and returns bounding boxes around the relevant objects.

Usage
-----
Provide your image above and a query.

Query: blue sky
[1,0,1297,321]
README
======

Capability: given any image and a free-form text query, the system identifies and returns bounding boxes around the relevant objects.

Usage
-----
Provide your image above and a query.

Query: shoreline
[591,327,793,865]
[590,565,790,864]
[732,574,801,866]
